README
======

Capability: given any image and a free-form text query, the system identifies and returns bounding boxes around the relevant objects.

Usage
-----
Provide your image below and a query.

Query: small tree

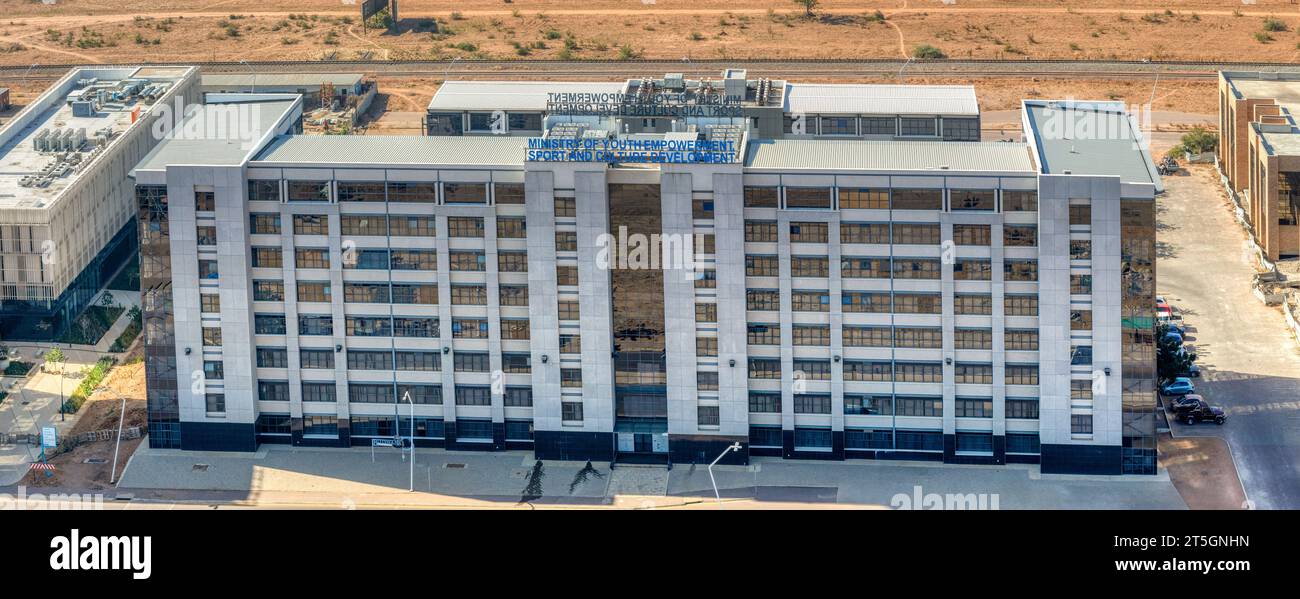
[912,44,947,59]
[793,0,819,18]
[99,291,116,309]
[44,347,65,374]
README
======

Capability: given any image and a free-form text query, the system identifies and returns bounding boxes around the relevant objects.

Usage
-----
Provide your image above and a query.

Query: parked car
[1179,363,1202,378]
[1160,377,1195,396]
[1168,394,1206,413]
[1175,398,1226,425]
[1162,330,1184,345]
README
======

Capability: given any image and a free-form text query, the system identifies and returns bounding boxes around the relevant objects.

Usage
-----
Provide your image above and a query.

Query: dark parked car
[1173,398,1226,425]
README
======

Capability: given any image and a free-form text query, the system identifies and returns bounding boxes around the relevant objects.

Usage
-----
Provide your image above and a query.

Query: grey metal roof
[201,73,364,89]
[744,139,1033,173]
[133,100,298,173]
[784,83,978,116]
[253,134,528,166]
[1023,100,1160,188]
[427,81,625,112]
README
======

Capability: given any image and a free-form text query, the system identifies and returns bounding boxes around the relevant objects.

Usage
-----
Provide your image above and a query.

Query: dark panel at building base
[668,434,749,466]
[1007,454,1041,465]
[534,431,614,462]
[179,421,256,452]
[1040,443,1122,475]
[847,450,944,462]
[782,430,845,461]
[943,434,1005,465]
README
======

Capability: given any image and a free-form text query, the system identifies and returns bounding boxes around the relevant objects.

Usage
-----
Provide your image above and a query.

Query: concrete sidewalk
[111,442,1187,509]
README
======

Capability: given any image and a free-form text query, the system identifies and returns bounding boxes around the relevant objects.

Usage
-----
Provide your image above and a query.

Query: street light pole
[708,442,742,509]
[402,391,414,492]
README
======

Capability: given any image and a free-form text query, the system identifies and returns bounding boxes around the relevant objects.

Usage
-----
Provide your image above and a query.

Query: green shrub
[912,44,946,59]
[62,357,116,414]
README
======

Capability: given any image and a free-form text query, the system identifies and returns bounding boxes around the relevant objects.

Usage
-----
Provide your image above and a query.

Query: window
[449,251,486,271]
[793,359,831,380]
[792,325,829,346]
[1007,399,1040,420]
[954,328,992,350]
[454,352,490,372]
[785,187,832,209]
[838,188,889,209]
[387,182,438,203]
[447,217,484,238]
[455,386,492,406]
[695,303,717,322]
[253,281,284,302]
[301,415,339,436]
[302,383,337,403]
[205,393,225,414]
[508,112,543,131]
[202,327,222,347]
[554,197,576,217]
[696,337,718,357]
[502,353,532,374]
[840,222,890,244]
[745,255,779,277]
[1071,414,1094,435]
[349,384,394,404]
[193,191,215,212]
[498,251,528,273]
[556,265,578,286]
[452,318,488,339]
[392,284,437,305]
[818,116,856,135]
[794,394,832,414]
[559,334,582,354]
[389,216,436,237]
[747,324,780,345]
[954,294,992,315]
[789,222,828,243]
[746,290,780,311]
[893,223,941,244]
[743,187,779,208]
[295,249,329,269]
[953,224,991,246]
[955,432,993,454]
[894,293,941,314]
[1071,345,1093,366]
[254,314,287,335]
[998,258,1040,281]
[300,349,335,369]
[791,290,829,312]
[843,326,892,347]
[560,368,583,388]
[248,180,280,203]
[495,183,525,205]
[953,259,992,281]
[390,250,437,271]
[396,351,440,371]
[504,387,533,407]
[557,300,580,320]
[844,395,892,416]
[555,231,577,251]
[1006,433,1040,454]
[841,257,889,278]
[451,284,487,305]
[892,258,940,280]
[345,316,390,336]
[252,247,282,268]
[344,283,389,304]
[860,117,896,136]
[196,225,217,246]
[955,363,993,384]
[842,292,889,313]
[1070,240,1092,260]
[697,371,719,391]
[198,259,219,280]
[1003,190,1038,212]
[250,213,281,234]
[1005,294,1038,316]
[257,347,288,368]
[1006,364,1040,386]
[695,269,716,289]
[791,256,829,277]
[748,392,781,413]
[899,117,937,137]
[698,405,721,427]
[497,216,527,239]
[200,294,220,313]
[393,317,439,338]
[347,350,393,370]
[955,398,993,418]
[896,397,943,417]
[891,189,942,211]
[1005,329,1040,351]
[894,327,942,349]
[951,190,996,211]
[747,358,781,379]
[1071,380,1094,401]
[1070,274,1093,294]
[500,285,529,306]
[1069,204,1091,226]
[562,401,584,422]
[692,199,714,219]
[1004,225,1037,247]
[444,183,487,205]
[336,182,385,202]
[297,282,330,303]
[203,360,224,380]
[942,117,980,141]
[258,382,289,402]
[749,425,782,448]
[293,215,328,236]
[1071,309,1092,331]
[794,427,832,450]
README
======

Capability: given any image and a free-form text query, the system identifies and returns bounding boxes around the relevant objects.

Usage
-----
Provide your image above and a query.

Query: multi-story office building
[0,66,199,339]
[131,74,1160,475]
[1218,71,1300,261]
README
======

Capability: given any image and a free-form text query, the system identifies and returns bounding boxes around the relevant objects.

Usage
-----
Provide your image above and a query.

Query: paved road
[1158,166,1300,510]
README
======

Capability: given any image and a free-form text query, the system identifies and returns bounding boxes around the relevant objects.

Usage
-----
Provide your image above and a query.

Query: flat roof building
[1218,71,1300,262]
[0,66,199,339]
[132,73,1159,476]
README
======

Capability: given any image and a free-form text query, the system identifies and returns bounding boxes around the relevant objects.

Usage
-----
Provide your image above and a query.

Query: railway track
[1,58,1296,82]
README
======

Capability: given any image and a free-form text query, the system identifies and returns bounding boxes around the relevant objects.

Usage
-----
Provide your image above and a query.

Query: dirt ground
[3,1,1300,65]
[20,347,147,491]
[1158,433,1248,510]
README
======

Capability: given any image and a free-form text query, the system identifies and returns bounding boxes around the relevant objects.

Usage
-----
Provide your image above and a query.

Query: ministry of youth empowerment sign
[526,137,740,164]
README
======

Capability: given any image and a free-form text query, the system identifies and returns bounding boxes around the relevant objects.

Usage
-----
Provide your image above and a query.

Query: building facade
[131,79,1160,476]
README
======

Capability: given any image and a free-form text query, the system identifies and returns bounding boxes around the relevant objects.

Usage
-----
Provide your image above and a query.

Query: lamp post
[239,59,256,93]
[708,442,743,509]
[401,391,414,492]
[91,386,130,485]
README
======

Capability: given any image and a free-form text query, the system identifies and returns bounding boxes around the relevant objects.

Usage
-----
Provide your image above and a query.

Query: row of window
[245,180,523,205]
[741,324,1039,350]
[743,255,1039,281]
[746,358,1039,384]
[747,221,1037,247]
[745,290,1040,315]
[748,392,1039,419]
[749,426,1042,454]
[743,187,1037,212]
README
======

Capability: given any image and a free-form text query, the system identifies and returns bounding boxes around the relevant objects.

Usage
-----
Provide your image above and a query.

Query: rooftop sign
[545,92,745,118]
[525,137,740,164]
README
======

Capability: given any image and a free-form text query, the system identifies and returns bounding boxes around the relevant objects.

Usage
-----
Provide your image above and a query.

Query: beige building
[1218,71,1300,261]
